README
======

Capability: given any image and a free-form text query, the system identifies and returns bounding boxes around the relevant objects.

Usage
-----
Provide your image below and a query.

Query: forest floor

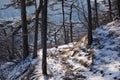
[0,20,120,80]
[31,20,120,80]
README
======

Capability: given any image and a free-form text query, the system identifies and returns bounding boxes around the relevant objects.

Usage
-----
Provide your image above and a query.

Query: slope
[32,20,120,80]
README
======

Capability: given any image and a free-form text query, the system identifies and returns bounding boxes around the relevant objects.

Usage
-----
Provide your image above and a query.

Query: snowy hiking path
[33,43,90,80]
[32,20,120,80]
[32,35,92,80]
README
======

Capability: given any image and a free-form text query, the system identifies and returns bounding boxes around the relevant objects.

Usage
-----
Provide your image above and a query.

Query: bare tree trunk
[12,35,14,56]
[33,0,43,58]
[108,0,112,21]
[12,27,15,58]
[62,0,67,44]
[20,0,29,59]
[34,0,37,10]
[54,33,57,45]
[41,0,47,75]
[117,0,120,17]
[70,4,73,42]
[80,0,88,23]
[94,0,99,27]
[87,0,93,45]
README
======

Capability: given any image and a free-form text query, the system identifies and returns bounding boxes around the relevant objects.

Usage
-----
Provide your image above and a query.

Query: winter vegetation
[0,0,120,80]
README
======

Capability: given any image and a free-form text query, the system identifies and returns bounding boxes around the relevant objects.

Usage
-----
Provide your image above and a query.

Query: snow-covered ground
[31,20,120,80]
[0,19,120,80]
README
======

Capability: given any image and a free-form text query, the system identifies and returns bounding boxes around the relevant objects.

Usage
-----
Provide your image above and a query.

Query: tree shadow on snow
[43,74,53,80]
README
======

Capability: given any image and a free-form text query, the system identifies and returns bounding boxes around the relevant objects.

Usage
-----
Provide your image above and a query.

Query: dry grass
[63,34,88,57]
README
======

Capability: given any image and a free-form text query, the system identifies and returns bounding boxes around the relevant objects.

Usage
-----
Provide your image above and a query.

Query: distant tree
[87,0,93,45]
[20,0,29,58]
[115,0,120,17]
[69,3,73,42]
[94,0,99,27]
[11,27,15,59]
[33,0,43,58]
[116,0,120,17]
[80,0,88,23]
[111,0,120,17]
[41,0,47,75]
[108,0,112,21]
[62,0,67,44]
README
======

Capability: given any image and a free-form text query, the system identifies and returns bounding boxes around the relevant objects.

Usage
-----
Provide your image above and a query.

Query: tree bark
[41,0,47,75]
[94,0,99,27]
[108,0,112,21]
[87,0,93,45]
[20,0,29,59]
[70,4,73,42]
[62,0,67,44]
[33,0,43,58]
[117,0,120,17]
